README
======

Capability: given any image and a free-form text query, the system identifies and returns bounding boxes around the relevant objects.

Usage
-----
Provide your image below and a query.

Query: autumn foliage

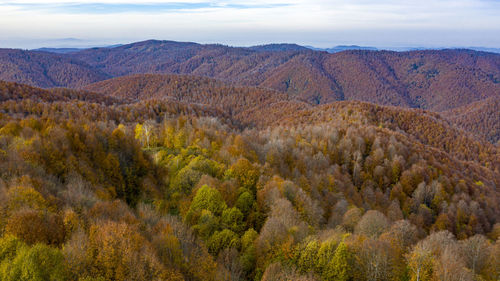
[0,46,499,280]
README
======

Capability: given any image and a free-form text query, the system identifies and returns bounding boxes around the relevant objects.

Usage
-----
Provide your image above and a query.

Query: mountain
[464,47,500,54]
[1,40,499,113]
[248,43,310,52]
[0,79,233,125]
[1,40,500,145]
[33,48,84,54]
[0,80,119,105]
[0,48,109,88]
[308,45,378,53]
[66,41,500,110]
[1,38,500,281]
[319,49,500,111]
[272,100,500,167]
[443,96,500,145]
[83,73,500,167]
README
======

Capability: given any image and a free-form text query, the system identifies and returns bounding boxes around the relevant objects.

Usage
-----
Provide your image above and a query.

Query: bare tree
[355,210,389,238]
[385,220,418,252]
[460,234,490,276]
[435,243,473,281]
[217,248,243,281]
[358,238,393,281]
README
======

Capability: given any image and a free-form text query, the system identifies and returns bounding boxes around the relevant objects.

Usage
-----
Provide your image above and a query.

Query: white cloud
[0,0,499,48]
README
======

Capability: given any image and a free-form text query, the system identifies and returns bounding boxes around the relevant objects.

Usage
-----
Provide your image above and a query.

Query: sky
[0,0,499,49]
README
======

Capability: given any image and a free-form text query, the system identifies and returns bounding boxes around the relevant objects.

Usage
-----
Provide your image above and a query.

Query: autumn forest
[0,40,499,281]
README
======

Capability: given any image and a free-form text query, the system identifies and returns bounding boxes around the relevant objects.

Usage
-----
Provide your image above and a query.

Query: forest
[0,78,498,281]
[2,40,499,145]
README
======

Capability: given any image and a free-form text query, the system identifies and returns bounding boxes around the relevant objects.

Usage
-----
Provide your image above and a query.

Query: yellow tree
[406,242,433,281]
[134,122,154,148]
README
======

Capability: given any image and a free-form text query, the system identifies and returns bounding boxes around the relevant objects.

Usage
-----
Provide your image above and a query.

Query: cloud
[0,1,292,14]
[0,0,499,48]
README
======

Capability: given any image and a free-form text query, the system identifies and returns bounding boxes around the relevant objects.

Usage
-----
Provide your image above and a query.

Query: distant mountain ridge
[33,47,84,54]
[248,43,310,52]
[67,40,500,110]
[307,45,378,53]
[1,40,498,112]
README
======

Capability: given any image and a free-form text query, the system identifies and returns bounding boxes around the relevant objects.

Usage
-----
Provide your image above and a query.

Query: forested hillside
[443,97,500,145]
[0,80,498,281]
[1,40,499,112]
[70,41,500,111]
[84,73,500,148]
[83,74,296,125]
[0,49,109,88]
[1,40,499,145]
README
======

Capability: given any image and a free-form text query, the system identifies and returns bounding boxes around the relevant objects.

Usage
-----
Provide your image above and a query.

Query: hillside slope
[69,40,500,110]
[83,74,500,171]
[0,49,109,88]
[83,74,298,126]
[443,97,500,144]
[1,40,499,112]
[322,50,500,111]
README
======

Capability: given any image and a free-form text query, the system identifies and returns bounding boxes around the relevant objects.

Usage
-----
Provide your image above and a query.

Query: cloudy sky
[1,0,499,49]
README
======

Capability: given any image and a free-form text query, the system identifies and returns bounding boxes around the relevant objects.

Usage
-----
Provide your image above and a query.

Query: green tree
[297,240,319,273]
[316,239,337,273]
[192,209,219,239]
[185,185,227,224]
[221,207,244,233]
[227,158,259,192]
[240,229,257,275]
[171,156,224,193]
[235,191,254,216]
[207,229,239,256]
[0,235,25,263]
[171,166,202,193]
[323,238,352,281]
[0,243,67,281]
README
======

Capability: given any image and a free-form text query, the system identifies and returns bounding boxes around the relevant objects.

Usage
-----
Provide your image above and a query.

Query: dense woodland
[0,78,498,281]
[443,97,500,145]
[0,40,499,280]
[0,49,109,88]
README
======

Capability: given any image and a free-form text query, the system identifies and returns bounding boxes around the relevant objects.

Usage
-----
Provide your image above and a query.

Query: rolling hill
[83,74,299,126]
[82,74,500,170]
[0,49,109,88]
[1,40,499,146]
[67,40,500,111]
[1,40,499,113]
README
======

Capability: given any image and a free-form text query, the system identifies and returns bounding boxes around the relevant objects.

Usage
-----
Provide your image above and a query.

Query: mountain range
[1,39,499,281]
[2,39,498,143]
[0,40,496,110]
